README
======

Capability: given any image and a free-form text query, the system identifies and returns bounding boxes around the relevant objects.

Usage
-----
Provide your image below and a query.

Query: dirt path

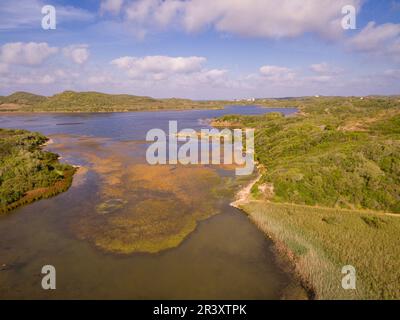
[230,174,399,218]
[230,174,262,208]
[247,198,400,218]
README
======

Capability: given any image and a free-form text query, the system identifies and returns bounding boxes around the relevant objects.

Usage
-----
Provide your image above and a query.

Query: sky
[0,0,399,99]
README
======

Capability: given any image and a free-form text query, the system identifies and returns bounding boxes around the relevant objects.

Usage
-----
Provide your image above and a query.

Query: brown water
[0,107,303,299]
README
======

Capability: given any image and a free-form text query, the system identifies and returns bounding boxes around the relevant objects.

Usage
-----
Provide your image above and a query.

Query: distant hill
[4,90,391,113]
[0,90,223,112]
[2,91,47,105]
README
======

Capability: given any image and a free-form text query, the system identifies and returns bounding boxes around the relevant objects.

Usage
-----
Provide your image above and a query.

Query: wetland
[0,106,303,299]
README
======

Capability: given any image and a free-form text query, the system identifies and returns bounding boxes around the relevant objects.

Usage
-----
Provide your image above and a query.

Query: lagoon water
[0,106,301,299]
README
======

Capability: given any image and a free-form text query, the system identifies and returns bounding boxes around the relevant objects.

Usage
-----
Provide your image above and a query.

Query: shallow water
[0,106,301,299]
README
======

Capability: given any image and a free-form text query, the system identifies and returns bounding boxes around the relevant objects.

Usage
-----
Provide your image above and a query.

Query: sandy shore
[230,173,262,208]
[42,138,54,146]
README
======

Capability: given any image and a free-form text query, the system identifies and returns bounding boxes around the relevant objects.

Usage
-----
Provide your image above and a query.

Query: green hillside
[0,91,47,105]
[215,96,400,299]
[215,96,400,213]
[0,90,222,112]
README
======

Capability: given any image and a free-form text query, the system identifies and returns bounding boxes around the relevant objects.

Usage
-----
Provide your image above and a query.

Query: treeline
[0,129,75,213]
[216,96,400,213]
[0,91,223,112]
[0,90,307,113]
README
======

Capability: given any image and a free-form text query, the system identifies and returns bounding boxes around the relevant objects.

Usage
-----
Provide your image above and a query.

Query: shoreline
[230,173,262,208]
[0,107,221,114]
[230,173,312,299]
[0,104,297,115]
[230,173,319,299]
[0,167,76,215]
[232,177,400,299]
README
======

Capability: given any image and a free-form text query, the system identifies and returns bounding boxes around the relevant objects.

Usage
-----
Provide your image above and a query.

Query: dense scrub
[217,96,400,213]
[0,128,75,213]
[0,91,47,105]
[220,96,400,299]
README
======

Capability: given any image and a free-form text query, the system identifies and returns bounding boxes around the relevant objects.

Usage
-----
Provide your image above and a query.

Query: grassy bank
[0,128,76,214]
[240,201,400,299]
[218,96,400,299]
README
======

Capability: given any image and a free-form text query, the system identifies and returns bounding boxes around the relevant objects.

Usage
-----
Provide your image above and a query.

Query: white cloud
[88,75,111,85]
[123,0,183,38]
[152,0,184,27]
[1,59,398,99]
[240,65,301,92]
[107,54,233,94]
[346,21,400,62]
[125,0,183,26]
[9,73,56,85]
[111,55,206,79]
[384,69,400,79]
[100,0,124,15]
[348,22,400,52]
[259,65,296,82]
[63,45,90,64]
[173,69,231,88]
[0,42,58,66]
[0,63,9,74]
[310,62,343,75]
[125,0,154,22]
[310,63,330,74]
[123,0,362,39]
[260,65,292,75]
[196,69,228,81]
[306,75,333,83]
[248,63,348,92]
[387,39,400,57]
[36,74,55,84]
[57,4,94,23]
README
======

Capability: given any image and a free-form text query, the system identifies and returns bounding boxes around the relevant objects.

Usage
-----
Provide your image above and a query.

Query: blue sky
[0,0,399,99]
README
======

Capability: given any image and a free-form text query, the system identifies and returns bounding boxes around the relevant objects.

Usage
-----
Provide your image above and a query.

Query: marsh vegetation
[47,134,249,254]
[242,202,400,299]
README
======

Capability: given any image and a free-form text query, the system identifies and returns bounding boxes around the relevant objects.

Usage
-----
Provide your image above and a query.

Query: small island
[0,128,76,214]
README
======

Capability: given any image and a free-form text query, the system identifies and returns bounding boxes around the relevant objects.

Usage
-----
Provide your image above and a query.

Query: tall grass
[241,201,400,299]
